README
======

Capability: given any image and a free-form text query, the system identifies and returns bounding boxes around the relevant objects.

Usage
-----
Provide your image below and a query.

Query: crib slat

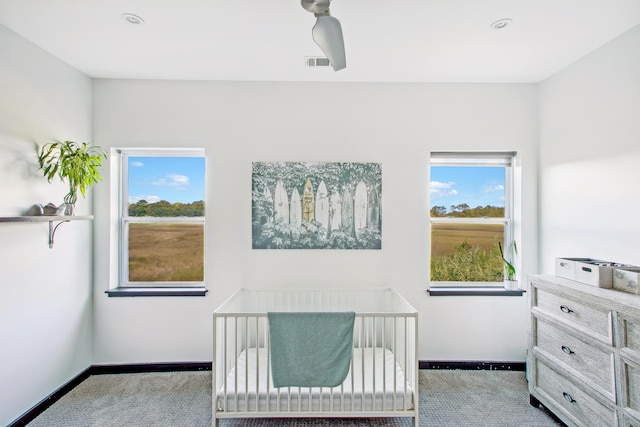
[285,386,290,412]
[350,334,355,412]
[404,316,408,411]
[244,317,249,412]
[371,316,378,411]
[222,316,227,412]
[360,316,365,412]
[255,316,260,412]
[228,317,233,412]
[393,316,398,412]
[330,383,335,413]
[382,316,387,412]
[265,317,271,413]
[234,317,238,413]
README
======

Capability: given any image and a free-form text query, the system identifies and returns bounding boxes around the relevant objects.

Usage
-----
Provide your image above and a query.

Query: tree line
[430,204,504,218]
[128,200,204,217]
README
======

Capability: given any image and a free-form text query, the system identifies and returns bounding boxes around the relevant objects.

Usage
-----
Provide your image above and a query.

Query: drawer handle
[562,392,576,404]
[561,345,575,355]
[560,305,574,314]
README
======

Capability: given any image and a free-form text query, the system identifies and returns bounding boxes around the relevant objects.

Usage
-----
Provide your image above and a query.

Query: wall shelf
[0,215,94,248]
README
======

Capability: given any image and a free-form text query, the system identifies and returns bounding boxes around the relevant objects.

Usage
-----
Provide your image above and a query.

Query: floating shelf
[0,215,94,248]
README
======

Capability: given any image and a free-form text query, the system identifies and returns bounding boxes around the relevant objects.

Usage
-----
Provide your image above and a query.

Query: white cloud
[430,181,454,190]
[152,173,190,190]
[430,181,458,200]
[485,184,504,193]
[130,161,144,167]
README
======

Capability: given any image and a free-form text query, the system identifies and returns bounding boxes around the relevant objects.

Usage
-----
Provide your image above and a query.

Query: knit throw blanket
[267,311,355,388]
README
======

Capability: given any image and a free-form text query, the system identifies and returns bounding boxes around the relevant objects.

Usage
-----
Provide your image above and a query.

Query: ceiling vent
[306,57,331,67]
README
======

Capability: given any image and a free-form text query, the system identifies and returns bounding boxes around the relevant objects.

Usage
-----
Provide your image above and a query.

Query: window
[116,148,205,291]
[429,152,516,288]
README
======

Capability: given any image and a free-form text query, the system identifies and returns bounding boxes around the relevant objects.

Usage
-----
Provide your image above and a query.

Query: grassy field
[431,223,504,281]
[128,223,500,282]
[431,223,504,257]
[128,223,204,282]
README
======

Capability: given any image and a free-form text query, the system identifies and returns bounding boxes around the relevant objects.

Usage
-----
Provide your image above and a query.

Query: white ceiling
[1,0,639,83]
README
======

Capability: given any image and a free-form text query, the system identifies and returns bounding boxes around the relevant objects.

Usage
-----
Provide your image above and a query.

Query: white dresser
[529,274,640,427]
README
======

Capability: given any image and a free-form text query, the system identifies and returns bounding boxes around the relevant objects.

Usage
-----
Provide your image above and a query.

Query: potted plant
[499,240,518,290]
[37,140,107,215]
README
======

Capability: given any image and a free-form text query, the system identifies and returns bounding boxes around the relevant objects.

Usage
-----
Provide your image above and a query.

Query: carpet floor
[27,370,564,426]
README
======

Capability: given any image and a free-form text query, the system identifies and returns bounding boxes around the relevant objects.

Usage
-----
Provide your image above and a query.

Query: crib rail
[215,287,416,315]
[213,288,418,426]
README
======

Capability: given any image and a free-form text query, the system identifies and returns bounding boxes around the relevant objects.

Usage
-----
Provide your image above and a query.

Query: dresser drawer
[534,358,616,426]
[536,318,615,399]
[619,315,640,360]
[535,287,612,343]
[622,358,640,414]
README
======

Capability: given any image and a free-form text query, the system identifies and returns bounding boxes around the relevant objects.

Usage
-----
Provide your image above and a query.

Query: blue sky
[128,157,205,204]
[430,166,505,209]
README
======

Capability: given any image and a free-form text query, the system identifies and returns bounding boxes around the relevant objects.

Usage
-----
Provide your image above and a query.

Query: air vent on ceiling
[306,57,331,67]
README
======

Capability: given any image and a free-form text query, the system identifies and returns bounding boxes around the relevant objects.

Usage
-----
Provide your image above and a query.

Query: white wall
[92,80,539,364]
[0,25,93,426]
[539,25,640,272]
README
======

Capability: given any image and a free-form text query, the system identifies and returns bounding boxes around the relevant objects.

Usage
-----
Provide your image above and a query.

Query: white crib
[212,288,419,426]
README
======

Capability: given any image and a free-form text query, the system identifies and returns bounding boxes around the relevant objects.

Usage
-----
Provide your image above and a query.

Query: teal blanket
[267,311,355,388]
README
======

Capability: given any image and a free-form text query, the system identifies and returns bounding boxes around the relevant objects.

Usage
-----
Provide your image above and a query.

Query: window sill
[106,287,208,297]
[428,286,525,296]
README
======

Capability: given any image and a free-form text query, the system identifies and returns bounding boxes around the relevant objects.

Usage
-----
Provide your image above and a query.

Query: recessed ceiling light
[490,18,512,30]
[121,13,144,25]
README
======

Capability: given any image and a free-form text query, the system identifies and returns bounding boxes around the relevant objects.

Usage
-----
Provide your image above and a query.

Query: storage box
[613,267,640,294]
[555,258,610,283]
[555,258,585,280]
[555,258,629,288]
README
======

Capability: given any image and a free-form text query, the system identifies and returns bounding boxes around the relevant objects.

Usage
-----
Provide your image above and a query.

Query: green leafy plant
[498,240,517,281]
[37,141,106,211]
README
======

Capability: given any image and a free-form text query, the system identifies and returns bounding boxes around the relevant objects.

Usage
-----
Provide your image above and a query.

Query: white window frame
[429,151,516,288]
[117,148,205,288]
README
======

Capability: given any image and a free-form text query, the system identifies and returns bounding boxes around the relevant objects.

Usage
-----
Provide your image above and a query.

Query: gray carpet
[27,370,563,427]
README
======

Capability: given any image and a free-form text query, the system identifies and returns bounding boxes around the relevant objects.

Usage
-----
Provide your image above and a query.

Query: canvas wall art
[252,162,382,249]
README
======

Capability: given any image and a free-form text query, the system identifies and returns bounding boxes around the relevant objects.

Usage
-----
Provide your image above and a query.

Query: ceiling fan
[301,0,346,71]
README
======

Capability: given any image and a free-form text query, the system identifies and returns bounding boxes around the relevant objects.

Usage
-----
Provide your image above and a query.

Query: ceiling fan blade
[301,0,330,14]
[312,14,346,71]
